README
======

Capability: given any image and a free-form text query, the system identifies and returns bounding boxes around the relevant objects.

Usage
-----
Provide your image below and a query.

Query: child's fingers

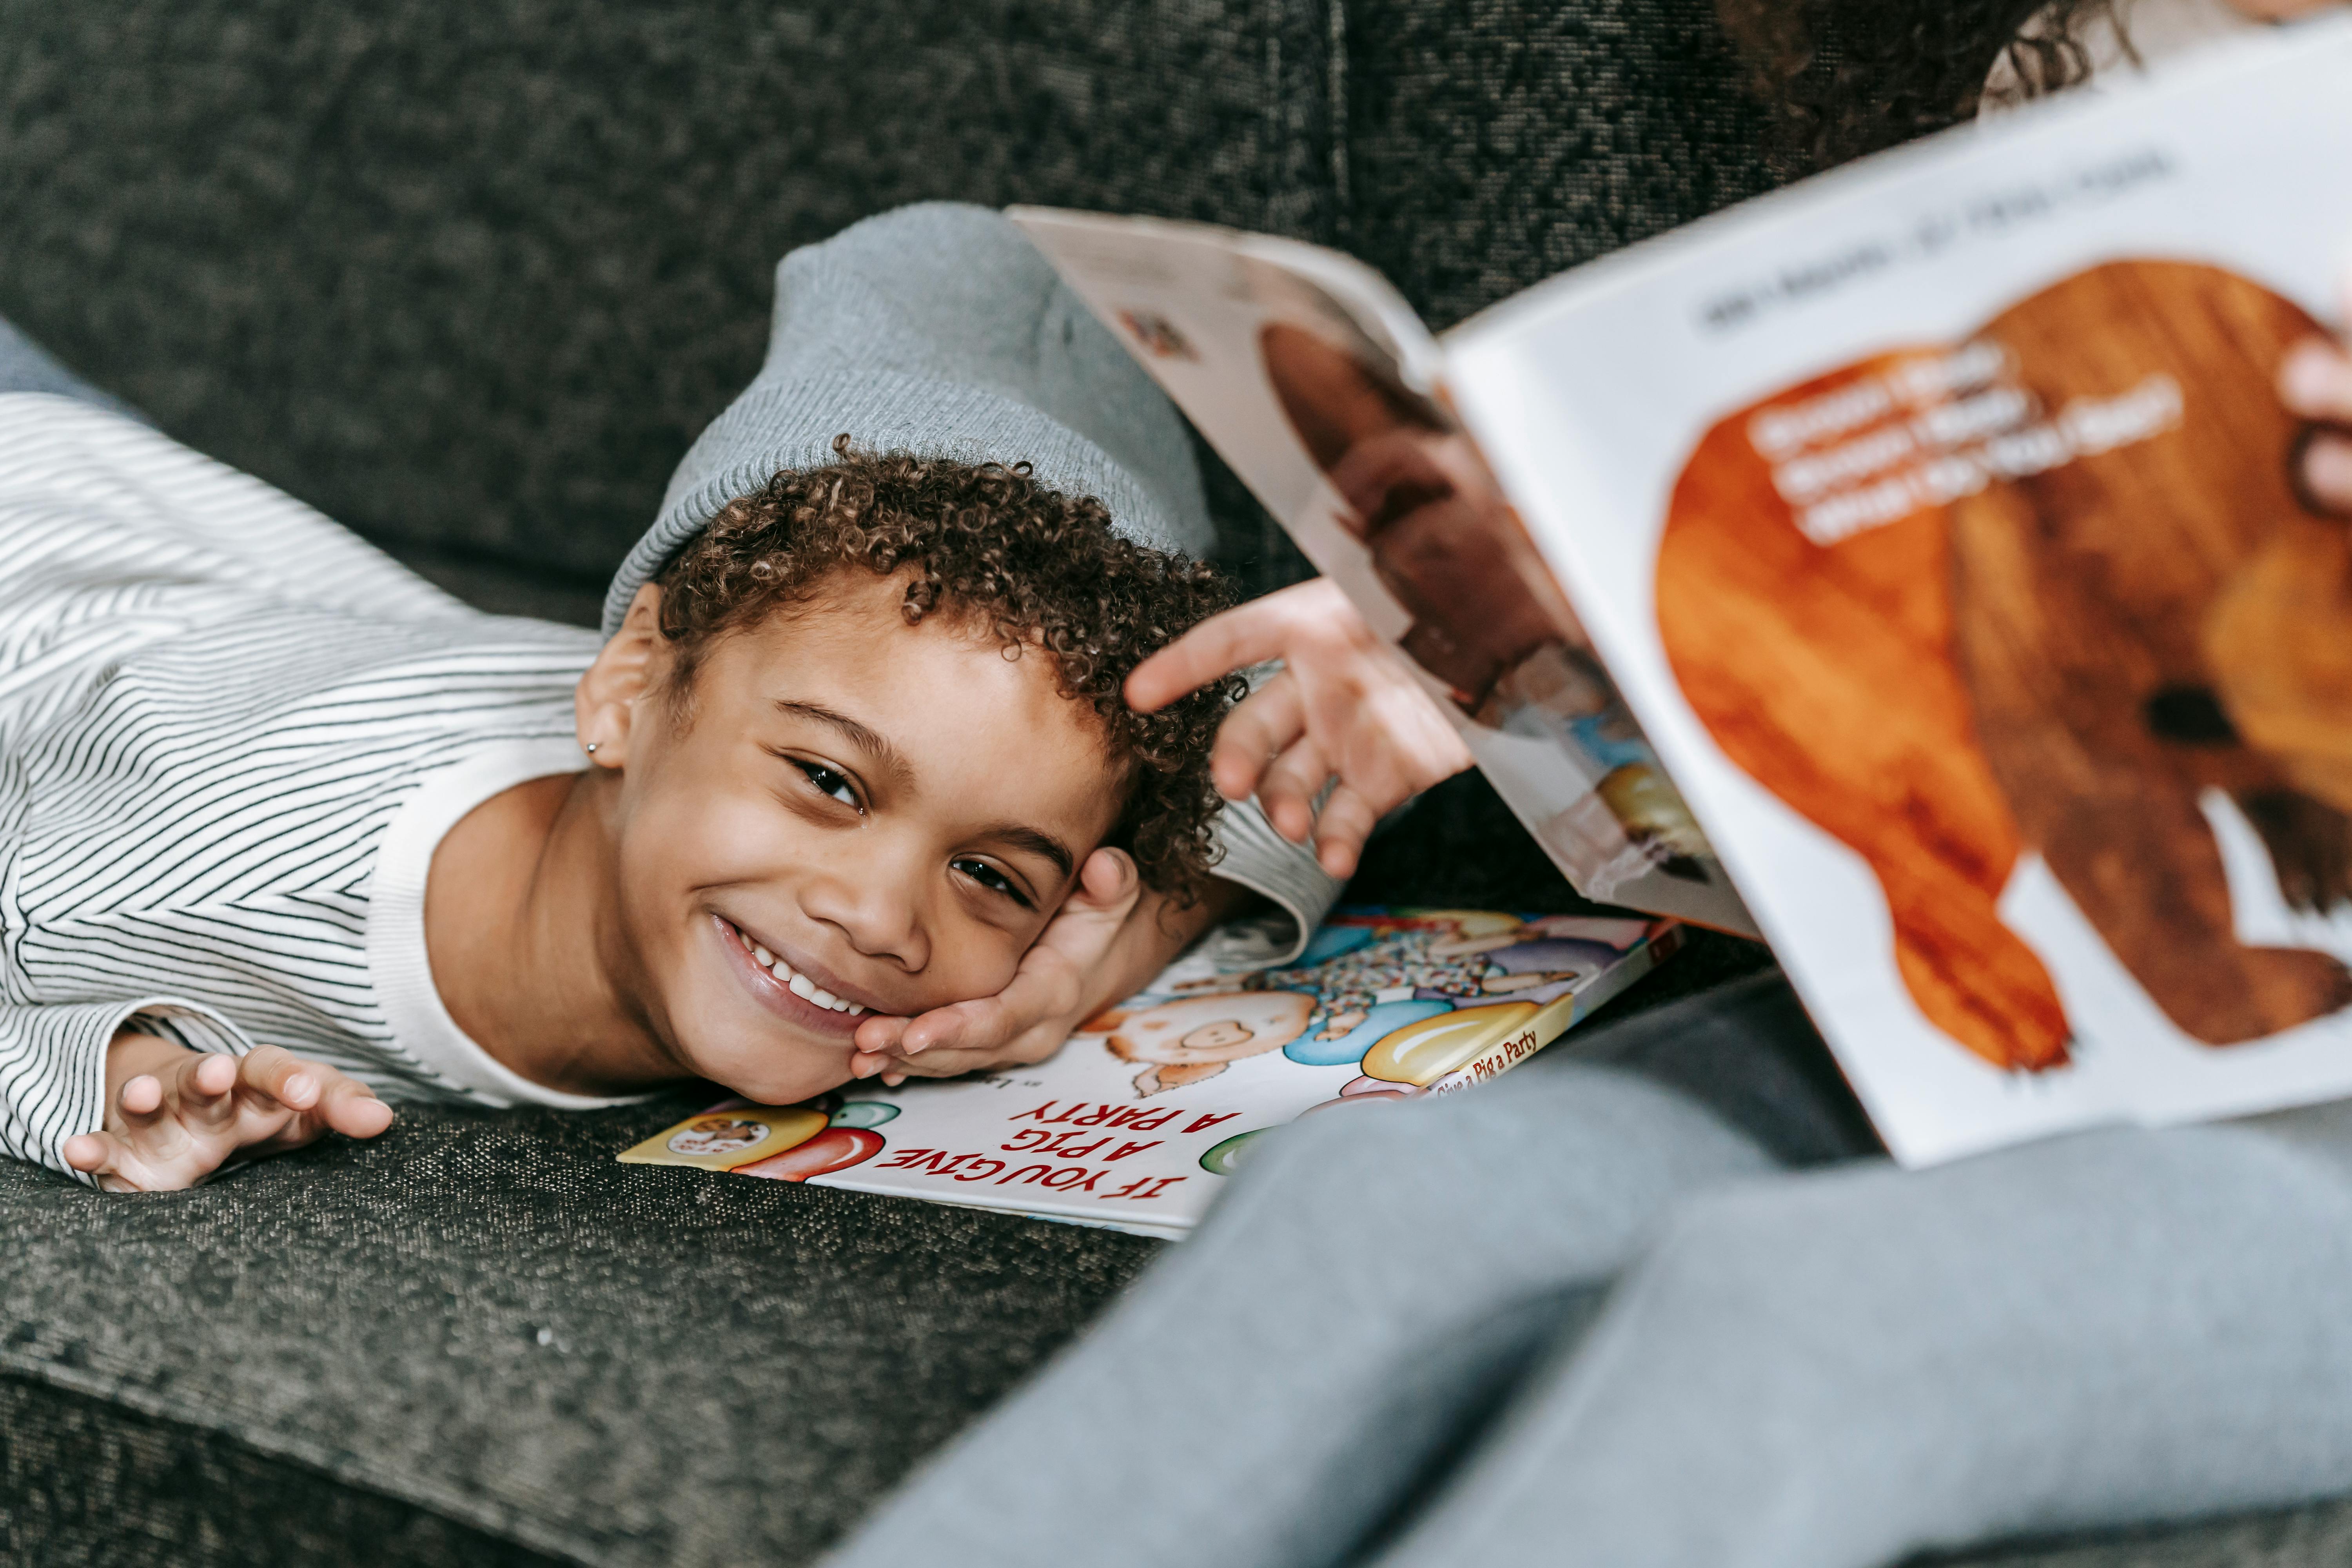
[878,1039,1044,1080]
[1257,735,1332,844]
[1074,846,1140,909]
[1310,784,1381,880]
[108,1069,212,1181]
[63,1129,125,1175]
[880,999,984,1060]
[1124,583,1329,714]
[1356,675,1475,796]
[62,1129,159,1193]
[117,1072,166,1120]
[848,1035,916,1078]
[316,1074,394,1139]
[172,1050,241,1133]
[892,969,1074,1063]
[853,1013,911,1056]
[233,1044,319,1114]
[1209,674,1305,804]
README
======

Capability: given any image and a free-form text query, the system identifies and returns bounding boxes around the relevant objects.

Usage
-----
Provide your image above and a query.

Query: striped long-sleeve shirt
[0,394,1339,1181]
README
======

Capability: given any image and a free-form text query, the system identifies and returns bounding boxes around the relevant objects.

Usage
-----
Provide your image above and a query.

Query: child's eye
[795,760,861,810]
[953,857,1031,908]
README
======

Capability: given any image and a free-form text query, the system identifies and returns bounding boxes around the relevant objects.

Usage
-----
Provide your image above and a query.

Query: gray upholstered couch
[3,3,2348,1563]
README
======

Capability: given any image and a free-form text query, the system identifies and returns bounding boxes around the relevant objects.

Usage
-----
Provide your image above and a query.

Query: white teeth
[733,922,863,1013]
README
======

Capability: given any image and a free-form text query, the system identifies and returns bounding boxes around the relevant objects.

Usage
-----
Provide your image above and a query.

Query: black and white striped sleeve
[0,998,252,1183]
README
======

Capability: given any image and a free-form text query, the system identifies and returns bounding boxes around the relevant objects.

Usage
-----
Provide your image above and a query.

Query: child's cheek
[911,927,1031,1013]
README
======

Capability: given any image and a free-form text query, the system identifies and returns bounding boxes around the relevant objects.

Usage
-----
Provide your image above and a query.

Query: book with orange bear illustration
[621,907,1680,1239]
[1009,20,2352,1165]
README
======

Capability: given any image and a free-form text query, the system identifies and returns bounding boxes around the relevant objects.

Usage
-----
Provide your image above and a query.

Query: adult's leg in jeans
[821,980,1824,1568]
[0,314,144,419]
[1368,1105,2352,1568]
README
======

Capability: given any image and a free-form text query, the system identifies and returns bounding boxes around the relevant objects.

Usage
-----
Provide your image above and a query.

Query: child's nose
[799,843,930,971]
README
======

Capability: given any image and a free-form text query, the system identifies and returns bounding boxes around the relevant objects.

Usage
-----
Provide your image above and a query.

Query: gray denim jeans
[824,975,2352,1568]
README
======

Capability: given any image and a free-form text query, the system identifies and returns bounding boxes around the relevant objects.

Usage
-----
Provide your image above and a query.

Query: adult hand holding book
[2280,267,2352,512]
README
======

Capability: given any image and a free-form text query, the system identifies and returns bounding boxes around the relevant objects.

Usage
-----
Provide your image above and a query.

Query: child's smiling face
[586,572,1128,1104]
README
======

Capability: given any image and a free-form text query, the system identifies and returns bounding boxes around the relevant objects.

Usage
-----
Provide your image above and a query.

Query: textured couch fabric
[0,0,1352,618]
[4,2,2350,1563]
[0,1095,1158,1568]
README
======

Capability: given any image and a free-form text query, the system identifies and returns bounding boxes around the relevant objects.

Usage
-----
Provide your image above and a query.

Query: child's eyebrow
[772,699,913,787]
[981,824,1077,882]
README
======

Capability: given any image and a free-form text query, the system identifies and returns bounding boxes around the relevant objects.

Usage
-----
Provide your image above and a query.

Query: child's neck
[423,771,685,1095]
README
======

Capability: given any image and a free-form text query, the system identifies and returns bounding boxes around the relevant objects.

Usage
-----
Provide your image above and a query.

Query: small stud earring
[584,742,599,755]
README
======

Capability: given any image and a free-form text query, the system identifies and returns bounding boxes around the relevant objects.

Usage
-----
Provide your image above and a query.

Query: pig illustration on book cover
[1657,259,2352,1072]
[1085,989,1318,1097]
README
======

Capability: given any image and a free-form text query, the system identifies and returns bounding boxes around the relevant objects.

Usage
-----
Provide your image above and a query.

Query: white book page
[1443,19,2352,1164]
[1012,208,1758,932]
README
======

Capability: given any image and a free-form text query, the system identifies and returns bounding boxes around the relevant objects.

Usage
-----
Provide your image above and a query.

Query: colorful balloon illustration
[1361,1002,1537,1087]
[734,1126,886,1182]
[1200,1127,1272,1176]
[828,1101,900,1130]
[1292,923,1379,967]
[1300,1087,1412,1116]
[1285,997,1452,1066]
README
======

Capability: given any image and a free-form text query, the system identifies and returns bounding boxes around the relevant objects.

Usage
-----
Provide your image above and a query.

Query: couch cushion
[1344,0,1780,329]
[0,1093,1159,1568]
[4,940,2349,1568]
[0,0,1340,592]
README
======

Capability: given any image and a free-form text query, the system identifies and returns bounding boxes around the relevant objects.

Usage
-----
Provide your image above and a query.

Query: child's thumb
[1076,847,1140,909]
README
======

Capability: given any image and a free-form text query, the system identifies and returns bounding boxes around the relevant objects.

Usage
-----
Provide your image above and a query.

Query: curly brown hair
[650,436,1243,900]
[1717,0,2117,168]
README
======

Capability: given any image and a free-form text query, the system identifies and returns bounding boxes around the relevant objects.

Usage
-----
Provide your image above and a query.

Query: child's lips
[712,915,893,1038]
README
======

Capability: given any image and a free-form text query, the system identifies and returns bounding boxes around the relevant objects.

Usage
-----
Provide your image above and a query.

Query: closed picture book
[1007,19,2352,1165]
[621,907,1681,1239]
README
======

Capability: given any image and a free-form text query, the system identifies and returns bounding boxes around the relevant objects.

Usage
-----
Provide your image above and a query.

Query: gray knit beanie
[603,202,1214,634]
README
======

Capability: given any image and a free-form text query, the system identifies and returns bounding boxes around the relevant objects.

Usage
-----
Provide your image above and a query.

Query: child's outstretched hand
[2281,271,2352,514]
[1124,578,1472,879]
[62,1033,395,1192]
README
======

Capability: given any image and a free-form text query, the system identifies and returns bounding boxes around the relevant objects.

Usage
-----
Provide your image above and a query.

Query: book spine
[1427,927,1675,1096]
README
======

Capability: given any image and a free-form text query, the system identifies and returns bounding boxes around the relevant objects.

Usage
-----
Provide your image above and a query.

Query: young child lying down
[0,203,1344,1192]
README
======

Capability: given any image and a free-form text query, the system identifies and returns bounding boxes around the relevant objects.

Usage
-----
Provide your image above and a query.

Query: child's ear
[575,584,671,768]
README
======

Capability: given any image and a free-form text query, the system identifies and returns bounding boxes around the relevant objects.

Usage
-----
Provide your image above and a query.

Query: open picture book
[622,908,1681,1239]
[1009,19,2352,1166]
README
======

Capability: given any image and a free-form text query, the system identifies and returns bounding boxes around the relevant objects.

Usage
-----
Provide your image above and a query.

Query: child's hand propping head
[62,1034,394,1193]
[844,843,1144,1084]
[548,445,1241,1109]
